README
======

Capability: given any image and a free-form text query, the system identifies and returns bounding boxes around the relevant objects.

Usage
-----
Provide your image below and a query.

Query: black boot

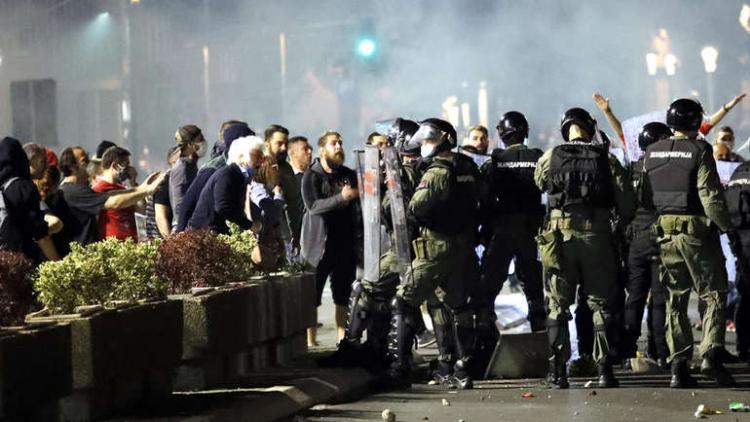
[546,320,569,389]
[528,302,547,333]
[385,298,419,388]
[431,318,456,386]
[546,356,569,389]
[447,310,475,390]
[597,362,619,388]
[670,358,698,388]
[701,348,737,387]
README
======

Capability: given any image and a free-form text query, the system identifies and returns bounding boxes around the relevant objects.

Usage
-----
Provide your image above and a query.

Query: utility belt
[546,217,610,233]
[651,215,714,238]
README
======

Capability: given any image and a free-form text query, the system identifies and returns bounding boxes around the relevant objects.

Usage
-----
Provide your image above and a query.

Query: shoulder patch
[417,178,429,189]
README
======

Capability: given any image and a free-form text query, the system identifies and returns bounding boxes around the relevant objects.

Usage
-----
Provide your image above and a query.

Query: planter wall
[174,272,317,390]
[0,323,72,420]
[26,300,182,422]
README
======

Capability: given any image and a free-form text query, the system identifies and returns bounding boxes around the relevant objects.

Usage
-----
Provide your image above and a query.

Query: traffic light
[356,37,377,59]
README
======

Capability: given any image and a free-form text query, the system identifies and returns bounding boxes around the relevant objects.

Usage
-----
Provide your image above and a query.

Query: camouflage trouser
[658,229,727,362]
[397,236,478,311]
[538,225,619,364]
[361,250,401,298]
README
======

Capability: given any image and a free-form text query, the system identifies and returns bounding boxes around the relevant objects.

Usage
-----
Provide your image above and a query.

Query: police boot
[431,315,456,386]
[473,305,500,376]
[447,310,475,390]
[363,296,394,369]
[597,361,619,388]
[669,358,698,388]
[385,297,419,388]
[317,283,368,367]
[546,319,569,389]
[528,301,547,333]
[545,356,569,389]
[700,348,737,387]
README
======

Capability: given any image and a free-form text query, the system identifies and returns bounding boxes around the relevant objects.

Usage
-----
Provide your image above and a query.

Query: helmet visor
[403,124,449,152]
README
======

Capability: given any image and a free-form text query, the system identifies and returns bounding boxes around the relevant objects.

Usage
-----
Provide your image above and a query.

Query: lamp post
[701,46,719,112]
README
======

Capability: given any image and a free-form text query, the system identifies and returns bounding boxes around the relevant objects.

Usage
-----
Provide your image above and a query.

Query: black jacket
[188,163,252,234]
[0,137,48,261]
[300,158,361,267]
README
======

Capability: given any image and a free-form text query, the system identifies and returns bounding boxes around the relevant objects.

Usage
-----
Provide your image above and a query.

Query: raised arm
[593,92,624,142]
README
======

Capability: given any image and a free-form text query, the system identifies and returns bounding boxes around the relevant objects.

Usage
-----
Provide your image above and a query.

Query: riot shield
[360,146,382,284]
[382,146,412,277]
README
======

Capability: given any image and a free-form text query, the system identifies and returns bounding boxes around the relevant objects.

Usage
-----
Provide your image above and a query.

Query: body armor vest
[547,142,614,210]
[643,137,705,216]
[630,157,658,232]
[486,146,543,216]
[423,153,480,236]
[725,161,750,229]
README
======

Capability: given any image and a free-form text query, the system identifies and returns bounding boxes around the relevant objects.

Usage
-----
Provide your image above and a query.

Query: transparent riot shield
[360,146,382,284]
[382,146,411,277]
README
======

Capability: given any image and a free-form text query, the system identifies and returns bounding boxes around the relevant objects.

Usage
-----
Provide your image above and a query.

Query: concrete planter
[26,300,182,421]
[173,285,251,390]
[0,323,72,420]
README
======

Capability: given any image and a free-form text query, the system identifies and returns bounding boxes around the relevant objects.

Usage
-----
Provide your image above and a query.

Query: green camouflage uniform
[534,149,635,364]
[642,136,733,362]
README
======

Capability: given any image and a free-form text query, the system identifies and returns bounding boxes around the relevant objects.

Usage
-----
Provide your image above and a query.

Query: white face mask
[420,144,435,158]
[195,142,208,158]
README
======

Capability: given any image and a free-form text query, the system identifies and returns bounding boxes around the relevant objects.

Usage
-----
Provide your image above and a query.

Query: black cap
[560,108,596,142]
[638,122,672,150]
[666,98,703,132]
[91,140,117,163]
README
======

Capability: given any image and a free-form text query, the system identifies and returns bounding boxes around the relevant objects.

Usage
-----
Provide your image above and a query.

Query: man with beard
[256,124,294,269]
[301,130,361,345]
[459,125,491,167]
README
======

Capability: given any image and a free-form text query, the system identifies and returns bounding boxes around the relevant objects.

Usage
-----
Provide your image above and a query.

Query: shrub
[157,229,252,293]
[35,238,169,314]
[0,250,34,326]
[218,222,257,278]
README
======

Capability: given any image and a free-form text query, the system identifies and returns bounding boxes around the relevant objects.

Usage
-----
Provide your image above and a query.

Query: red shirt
[91,179,138,241]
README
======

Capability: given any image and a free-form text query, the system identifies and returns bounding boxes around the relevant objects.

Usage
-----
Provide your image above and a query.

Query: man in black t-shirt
[58,146,165,245]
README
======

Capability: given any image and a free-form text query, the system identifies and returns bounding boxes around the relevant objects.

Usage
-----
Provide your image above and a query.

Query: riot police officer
[476,111,546,349]
[388,118,481,390]
[726,161,750,363]
[643,98,736,387]
[622,122,672,368]
[535,107,635,389]
[328,118,421,367]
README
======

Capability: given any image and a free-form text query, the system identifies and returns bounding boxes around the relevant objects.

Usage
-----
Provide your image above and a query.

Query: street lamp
[646,53,658,76]
[701,46,719,73]
[740,4,750,33]
[701,46,719,111]
[664,54,677,76]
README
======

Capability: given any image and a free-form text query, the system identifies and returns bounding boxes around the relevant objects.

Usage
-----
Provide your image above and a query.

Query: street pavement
[293,287,750,422]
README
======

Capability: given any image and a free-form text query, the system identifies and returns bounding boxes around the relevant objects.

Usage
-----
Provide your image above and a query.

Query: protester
[59,146,164,245]
[713,126,746,162]
[169,124,206,231]
[176,121,255,232]
[286,136,312,259]
[0,137,58,263]
[188,135,270,234]
[301,130,361,345]
[145,147,178,239]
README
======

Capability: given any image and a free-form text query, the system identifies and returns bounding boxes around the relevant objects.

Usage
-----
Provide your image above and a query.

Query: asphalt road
[298,288,750,422]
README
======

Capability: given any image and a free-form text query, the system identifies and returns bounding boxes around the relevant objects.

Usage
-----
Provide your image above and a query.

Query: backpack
[0,177,22,251]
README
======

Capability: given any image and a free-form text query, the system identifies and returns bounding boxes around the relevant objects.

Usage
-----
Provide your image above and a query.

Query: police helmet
[638,122,672,150]
[666,98,703,132]
[496,111,529,144]
[560,107,597,142]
